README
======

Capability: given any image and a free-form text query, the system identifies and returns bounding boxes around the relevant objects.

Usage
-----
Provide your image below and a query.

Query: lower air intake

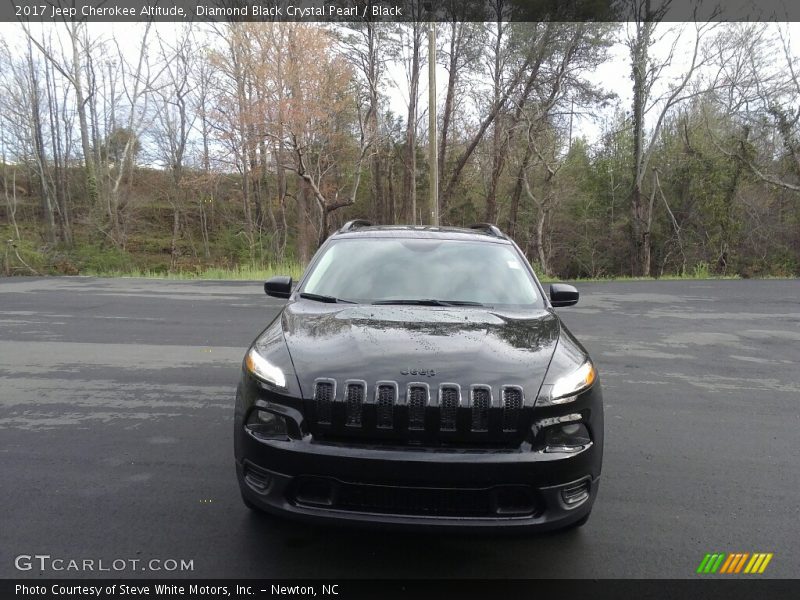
[290,477,541,518]
[333,483,493,517]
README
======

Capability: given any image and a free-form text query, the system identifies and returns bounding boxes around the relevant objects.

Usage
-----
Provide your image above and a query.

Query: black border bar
[5,0,800,23]
[3,579,800,600]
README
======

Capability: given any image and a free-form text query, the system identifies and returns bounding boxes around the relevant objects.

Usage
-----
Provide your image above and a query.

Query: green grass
[82,263,305,281]
[78,263,752,283]
[563,273,742,283]
[541,261,746,282]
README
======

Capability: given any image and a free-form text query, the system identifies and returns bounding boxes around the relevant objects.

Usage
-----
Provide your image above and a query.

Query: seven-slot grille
[312,380,526,435]
[407,385,428,430]
[314,380,334,425]
[502,386,523,432]
[440,386,460,431]
[376,384,396,429]
[470,387,491,432]
[345,382,365,427]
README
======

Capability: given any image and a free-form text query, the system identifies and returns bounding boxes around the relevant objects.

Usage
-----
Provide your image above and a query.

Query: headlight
[539,360,596,405]
[245,347,287,389]
[551,361,596,401]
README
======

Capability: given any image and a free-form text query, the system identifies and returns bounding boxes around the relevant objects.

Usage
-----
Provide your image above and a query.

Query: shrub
[71,243,134,274]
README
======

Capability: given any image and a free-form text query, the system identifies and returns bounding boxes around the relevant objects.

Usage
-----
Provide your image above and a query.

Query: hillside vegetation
[2,20,799,279]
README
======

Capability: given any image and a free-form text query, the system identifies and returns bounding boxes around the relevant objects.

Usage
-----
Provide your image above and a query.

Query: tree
[102,22,158,247]
[208,23,258,259]
[341,11,390,224]
[391,6,426,223]
[625,0,718,275]
[705,23,800,191]
[153,26,196,269]
[438,11,484,220]
[0,37,58,244]
[276,25,373,246]
[25,38,57,244]
[101,128,141,169]
[24,22,99,208]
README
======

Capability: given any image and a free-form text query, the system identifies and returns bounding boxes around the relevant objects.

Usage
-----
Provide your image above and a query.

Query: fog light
[244,468,272,493]
[545,422,590,453]
[245,409,289,439]
[561,479,591,506]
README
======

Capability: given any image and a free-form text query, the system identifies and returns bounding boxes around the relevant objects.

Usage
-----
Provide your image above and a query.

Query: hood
[281,300,560,400]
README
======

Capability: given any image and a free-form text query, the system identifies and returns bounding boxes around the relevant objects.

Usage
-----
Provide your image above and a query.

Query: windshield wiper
[372,299,486,307]
[298,292,355,304]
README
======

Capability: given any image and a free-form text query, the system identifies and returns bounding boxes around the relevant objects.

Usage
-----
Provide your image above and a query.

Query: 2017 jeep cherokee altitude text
[234,222,603,531]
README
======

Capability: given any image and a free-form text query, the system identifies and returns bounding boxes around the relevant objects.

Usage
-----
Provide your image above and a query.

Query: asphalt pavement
[1,276,798,578]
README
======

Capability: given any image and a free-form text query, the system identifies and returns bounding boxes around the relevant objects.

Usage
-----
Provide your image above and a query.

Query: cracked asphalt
[1,277,798,578]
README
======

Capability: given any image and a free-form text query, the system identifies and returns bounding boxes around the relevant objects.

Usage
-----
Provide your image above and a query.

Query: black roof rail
[469,223,505,238]
[339,219,373,233]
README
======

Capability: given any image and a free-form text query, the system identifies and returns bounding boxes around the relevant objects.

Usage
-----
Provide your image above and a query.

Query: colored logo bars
[697,553,773,574]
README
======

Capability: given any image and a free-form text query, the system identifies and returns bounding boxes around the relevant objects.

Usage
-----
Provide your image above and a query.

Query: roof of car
[332,223,512,243]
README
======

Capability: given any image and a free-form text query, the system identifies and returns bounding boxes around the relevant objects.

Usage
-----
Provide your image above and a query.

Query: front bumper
[236,434,601,532]
[234,373,603,532]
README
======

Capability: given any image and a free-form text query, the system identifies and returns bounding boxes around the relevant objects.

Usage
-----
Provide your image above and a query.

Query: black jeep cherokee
[234,221,603,531]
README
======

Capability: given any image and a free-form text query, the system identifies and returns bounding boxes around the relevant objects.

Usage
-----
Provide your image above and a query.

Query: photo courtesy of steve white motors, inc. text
[14,584,340,597]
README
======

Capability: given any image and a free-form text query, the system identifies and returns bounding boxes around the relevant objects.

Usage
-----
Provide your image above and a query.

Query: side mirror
[264,276,292,299]
[550,283,579,307]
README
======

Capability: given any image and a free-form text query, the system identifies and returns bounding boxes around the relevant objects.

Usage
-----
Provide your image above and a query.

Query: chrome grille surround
[406,382,430,431]
[344,379,367,427]
[437,383,462,432]
[469,384,492,432]
[308,379,525,435]
[313,378,337,425]
[374,380,398,429]
[501,385,524,432]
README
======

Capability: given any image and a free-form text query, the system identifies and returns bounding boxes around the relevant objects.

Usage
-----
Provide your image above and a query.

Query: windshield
[301,238,543,307]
